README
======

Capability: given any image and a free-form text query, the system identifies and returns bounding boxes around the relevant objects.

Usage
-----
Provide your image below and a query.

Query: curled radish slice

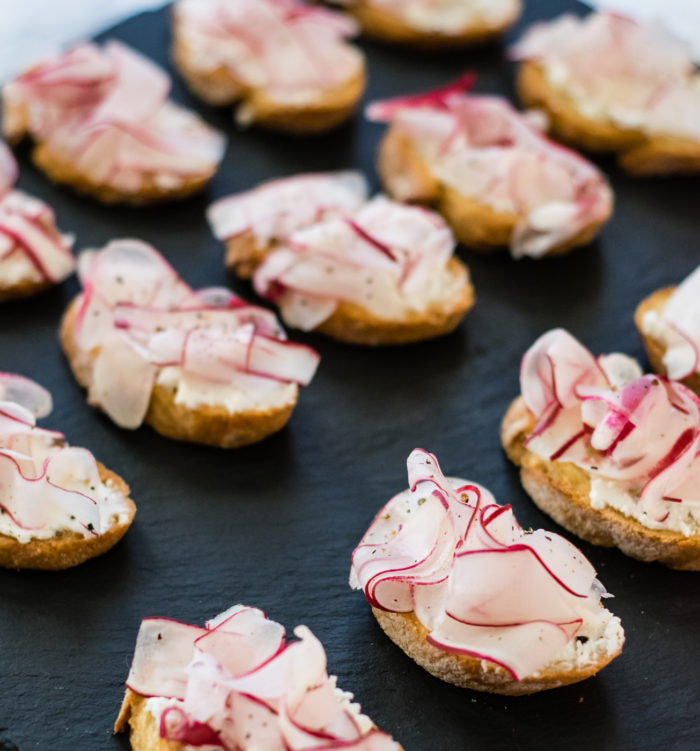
[350,449,614,681]
[124,606,400,751]
[4,41,225,195]
[174,0,363,105]
[0,373,131,542]
[368,77,613,258]
[0,372,52,418]
[207,171,368,245]
[74,239,319,429]
[511,12,700,141]
[0,191,75,283]
[520,329,700,528]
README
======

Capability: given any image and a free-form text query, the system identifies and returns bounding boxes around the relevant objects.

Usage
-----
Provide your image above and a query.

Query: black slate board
[1,2,700,749]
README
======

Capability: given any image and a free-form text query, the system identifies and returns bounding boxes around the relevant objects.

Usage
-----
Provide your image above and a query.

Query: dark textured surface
[1,2,700,749]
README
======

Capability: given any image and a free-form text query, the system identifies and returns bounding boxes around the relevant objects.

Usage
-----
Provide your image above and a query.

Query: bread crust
[501,396,700,570]
[634,286,700,395]
[372,608,621,695]
[516,62,700,176]
[60,297,299,448]
[224,234,475,345]
[30,141,213,206]
[377,126,609,254]
[0,463,135,570]
[0,277,54,303]
[346,1,522,49]
[115,691,182,751]
[171,21,366,135]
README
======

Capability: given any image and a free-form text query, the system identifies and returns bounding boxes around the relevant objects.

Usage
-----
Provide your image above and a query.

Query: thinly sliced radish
[176,0,362,99]
[0,373,52,418]
[207,171,367,243]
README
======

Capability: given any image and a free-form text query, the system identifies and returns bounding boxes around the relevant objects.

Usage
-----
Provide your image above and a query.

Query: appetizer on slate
[209,172,474,345]
[3,42,226,204]
[0,372,135,569]
[331,0,522,49]
[502,329,700,570]
[511,12,700,176]
[350,449,624,694]
[116,605,401,750]
[636,265,700,395]
[0,140,74,302]
[60,239,319,447]
[172,0,366,134]
[369,75,613,258]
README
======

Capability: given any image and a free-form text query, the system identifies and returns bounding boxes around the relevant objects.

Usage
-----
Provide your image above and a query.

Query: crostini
[331,0,522,49]
[60,239,319,447]
[369,75,613,258]
[0,371,135,569]
[0,140,75,301]
[501,328,700,570]
[635,265,700,395]
[115,605,401,750]
[350,448,624,694]
[172,0,366,134]
[511,12,700,176]
[209,172,474,345]
[3,42,226,204]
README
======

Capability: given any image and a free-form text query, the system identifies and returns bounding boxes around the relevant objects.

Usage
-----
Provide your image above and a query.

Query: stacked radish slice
[0,373,132,544]
[368,76,613,258]
[3,42,225,198]
[0,141,74,294]
[351,448,622,681]
[73,240,319,429]
[121,605,400,750]
[208,171,368,249]
[519,329,700,531]
[640,265,700,380]
[174,0,363,111]
[511,12,700,141]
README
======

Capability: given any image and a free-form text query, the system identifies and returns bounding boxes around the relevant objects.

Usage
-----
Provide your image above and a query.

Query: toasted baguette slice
[377,126,606,254]
[225,233,475,345]
[116,691,178,751]
[344,1,521,49]
[172,28,365,135]
[373,607,622,696]
[516,62,700,177]
[634,286,700,395]
[0,463,135,570]
[501,396,700,570]
[60,298,298,448]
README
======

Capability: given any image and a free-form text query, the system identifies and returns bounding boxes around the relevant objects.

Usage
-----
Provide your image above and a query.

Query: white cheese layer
[156,367,298,413]
[0,474,132,544]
